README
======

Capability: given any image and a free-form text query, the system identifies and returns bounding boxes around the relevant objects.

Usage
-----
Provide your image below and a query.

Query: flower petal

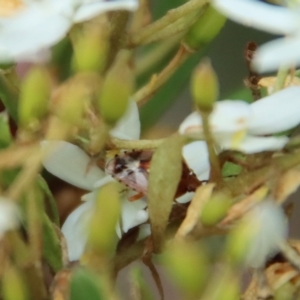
[179,101,251,137]
[110,100,141,140]
[0,4,72,62]
[61,200,94,261]
[74,0,138,23]
[252,37,300,73]
[245,200,287,268]
[182,141,210,180]
[120,198,148,233]
[0,198,20,238]
[220,135,289,154]
[212,0,298,35]
[42,141,105,190]
[248,86,300,135]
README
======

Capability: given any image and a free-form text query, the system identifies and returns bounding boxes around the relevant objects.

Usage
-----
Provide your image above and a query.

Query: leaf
[70,269,104,300]
[147,134,184,252]
[38,176,60,226]
[42,213,63,272]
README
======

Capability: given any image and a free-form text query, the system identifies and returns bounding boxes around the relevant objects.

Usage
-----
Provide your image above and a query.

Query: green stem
[109,138,164,149]
[129,0,209,47]
[273,66,288,92]
[133,43,193,105]
[200,111,221,181]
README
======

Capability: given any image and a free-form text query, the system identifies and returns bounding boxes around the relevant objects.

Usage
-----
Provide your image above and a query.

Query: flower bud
[98,50,134,125]
[19,66,51,126]
[191,58,219,112]
[88,182,120,254]
[3,266,28,300]
[200,193,231,226]
[184,6,226,50]
[72,26,109,73]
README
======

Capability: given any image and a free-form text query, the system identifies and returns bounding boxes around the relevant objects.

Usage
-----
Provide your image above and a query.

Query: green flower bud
[98,50,134,125]
[184,6,226,50]
[3,267,28,300]
[191,58,219,112]
[163,243,208,297]
[88,182,120,254]
[200,193,232,226]
[72,27,109,73]
[19,66,51,126]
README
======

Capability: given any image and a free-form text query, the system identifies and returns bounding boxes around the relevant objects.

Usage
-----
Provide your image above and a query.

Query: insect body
[105,149,201,199]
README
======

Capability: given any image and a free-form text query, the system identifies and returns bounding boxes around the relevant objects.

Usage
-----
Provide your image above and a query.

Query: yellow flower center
[0,0,25,17]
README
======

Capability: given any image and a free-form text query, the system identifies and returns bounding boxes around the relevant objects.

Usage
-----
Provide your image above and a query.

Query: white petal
[121,198,148,233]
[0,199,20,238]
[212,0,298,35]
[93,175,115,189]
[248,87,300,135]
[110,100,141,140]
[221,135,289,154]
[137,224,151,240]
[74,0,138,23]
[0,5,71,62]
[252,37,300,73]
[176,192,194,204]
[179,111,203,138]
[62,200,94,261]
[245,200,287,268]
[182,141,210,180]
[179,101,251,137]
[42,141,105,190]
[211,101,251,132]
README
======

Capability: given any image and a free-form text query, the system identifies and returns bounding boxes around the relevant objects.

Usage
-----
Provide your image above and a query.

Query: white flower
[0,0,138,63]
[212,0,300,72]
[42,101,148,261]
[243,200,287,268]
[179,86,300,154]
[0,198,20,238]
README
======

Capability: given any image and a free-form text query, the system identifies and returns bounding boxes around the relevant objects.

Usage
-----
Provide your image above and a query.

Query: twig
[128,0,209,47]
[133,43,194,106]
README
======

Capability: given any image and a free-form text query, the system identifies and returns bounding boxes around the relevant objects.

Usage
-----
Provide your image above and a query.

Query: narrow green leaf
[147,134,184,252]
[42,213,62,272]
[38,176,60,226]
[0,73,19,122]
[70,269,104,300]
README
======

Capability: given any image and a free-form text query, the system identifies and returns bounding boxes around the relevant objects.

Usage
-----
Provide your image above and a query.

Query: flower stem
[133,43,194,105]
[128,0,209,47]
[273,66,288,93]
[109,138,164,149]
[200,111,221,182]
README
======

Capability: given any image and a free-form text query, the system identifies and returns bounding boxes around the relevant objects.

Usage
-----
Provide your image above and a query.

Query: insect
[105,149,202,200]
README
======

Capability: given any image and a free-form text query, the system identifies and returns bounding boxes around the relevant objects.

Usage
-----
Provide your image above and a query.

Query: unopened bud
[19,66,51,126]
[3,267,28,300]
[72,27,109,73]
[191,59,219,112]
[88,182,120,254]
[98,50,134,125]
[200,193,231,226]
[184,6,226,50]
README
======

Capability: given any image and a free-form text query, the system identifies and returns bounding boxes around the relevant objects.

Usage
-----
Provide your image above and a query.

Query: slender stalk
[273,66,288,92]
[129,0,209,47]
[135,35,182,76]
[109,138,164,149]
[200,111,221,182]
[133,43,194,106]
[134,10,203,46]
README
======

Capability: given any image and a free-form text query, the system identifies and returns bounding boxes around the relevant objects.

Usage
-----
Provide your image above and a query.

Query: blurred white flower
[42,101,148,261]
[0,0,138,63]
[0,198,20,238]
[212,0,300,72]
[243,200,287,268]
[179,86,300,154]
